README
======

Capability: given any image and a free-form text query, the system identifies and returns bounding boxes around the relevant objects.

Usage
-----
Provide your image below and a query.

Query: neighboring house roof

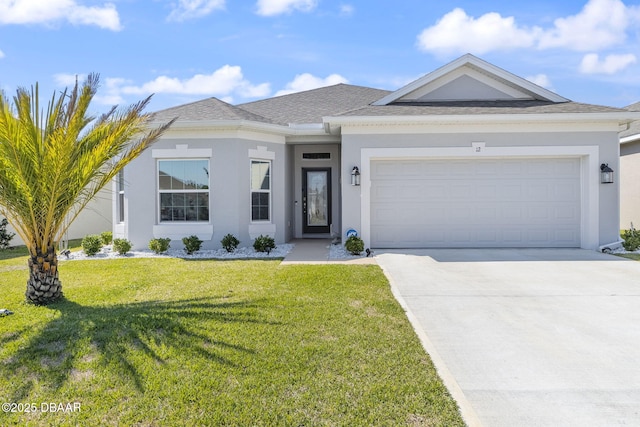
[237,84,391,125]
[620,102,640,142]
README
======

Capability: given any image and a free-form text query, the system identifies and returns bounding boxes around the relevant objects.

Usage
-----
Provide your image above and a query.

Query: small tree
[0,217,15,249]
[0,75,174,304]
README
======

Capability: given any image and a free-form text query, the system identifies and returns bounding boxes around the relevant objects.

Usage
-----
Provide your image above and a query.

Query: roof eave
[324,112,640,133]
[149,119,330,137]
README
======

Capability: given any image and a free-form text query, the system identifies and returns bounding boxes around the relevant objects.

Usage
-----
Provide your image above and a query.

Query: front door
[302,168,331,234]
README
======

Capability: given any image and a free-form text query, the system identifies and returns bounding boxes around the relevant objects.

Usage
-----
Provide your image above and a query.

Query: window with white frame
[158,159,209,222]
[117,169,125,223]
[251,160,271,221]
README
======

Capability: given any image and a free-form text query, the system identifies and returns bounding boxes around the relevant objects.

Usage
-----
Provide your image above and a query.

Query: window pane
[118,193,125,223]
[159,160,210,190]
[251,191,269,221]
[251,161,270,191]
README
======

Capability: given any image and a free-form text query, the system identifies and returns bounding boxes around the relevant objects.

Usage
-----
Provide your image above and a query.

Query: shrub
[149,237,171,254]
[221,233,240,253]
[113,238,132,255]
[182,235,203,255]
[0,218,15,250]
[100,231,113,245]
[621,228,640,251]
[82,234,103,256]
[253,235,276,254]
[345,235,364,255]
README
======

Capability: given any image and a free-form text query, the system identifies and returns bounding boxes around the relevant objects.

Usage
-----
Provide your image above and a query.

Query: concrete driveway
[375,249,640,427]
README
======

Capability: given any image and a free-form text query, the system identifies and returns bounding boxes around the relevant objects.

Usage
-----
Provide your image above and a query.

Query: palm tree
[0,74,174,304]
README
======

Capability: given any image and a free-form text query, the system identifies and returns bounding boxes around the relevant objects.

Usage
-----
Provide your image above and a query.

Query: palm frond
[0,75,174,255]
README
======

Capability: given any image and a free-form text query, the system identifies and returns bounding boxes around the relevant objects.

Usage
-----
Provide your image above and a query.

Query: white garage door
[370,158,581,248]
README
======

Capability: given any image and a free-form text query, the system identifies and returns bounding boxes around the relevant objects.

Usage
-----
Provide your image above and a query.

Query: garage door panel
[371,158,581,248]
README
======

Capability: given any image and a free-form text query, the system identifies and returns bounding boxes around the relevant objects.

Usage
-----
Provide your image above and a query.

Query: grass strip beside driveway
[0,258,463,426]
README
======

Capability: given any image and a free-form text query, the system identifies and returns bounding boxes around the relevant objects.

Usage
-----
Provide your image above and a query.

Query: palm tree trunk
[26,246,62,304]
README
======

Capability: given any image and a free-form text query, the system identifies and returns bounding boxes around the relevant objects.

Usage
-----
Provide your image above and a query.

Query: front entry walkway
[376,249,640,427]
[281,239,376,265]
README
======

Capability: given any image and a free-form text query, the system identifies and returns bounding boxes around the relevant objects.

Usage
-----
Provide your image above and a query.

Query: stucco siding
[120,136,287,251]
[620,141,640,229]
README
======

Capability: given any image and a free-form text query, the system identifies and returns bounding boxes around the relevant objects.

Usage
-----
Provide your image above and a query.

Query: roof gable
[373,54,568,105]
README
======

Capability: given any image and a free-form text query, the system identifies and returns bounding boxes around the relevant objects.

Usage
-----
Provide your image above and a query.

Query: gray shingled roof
[620,102,640,139]
[151,97,276,124]
[237,84,391,125]
[335,100,626,117]
[151,85,630,131]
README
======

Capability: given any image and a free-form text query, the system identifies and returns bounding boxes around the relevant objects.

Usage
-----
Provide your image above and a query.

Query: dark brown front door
[302,168,331,234]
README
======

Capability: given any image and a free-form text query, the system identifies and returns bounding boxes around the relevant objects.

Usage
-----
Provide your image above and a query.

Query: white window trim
[250,159,272,223]
[116,169,125,224]
[248,147,276,239]
[152,144,212,159]
[157,158,211,224]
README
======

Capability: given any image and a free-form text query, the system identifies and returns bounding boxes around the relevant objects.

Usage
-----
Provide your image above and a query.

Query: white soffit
[373,54,569,105]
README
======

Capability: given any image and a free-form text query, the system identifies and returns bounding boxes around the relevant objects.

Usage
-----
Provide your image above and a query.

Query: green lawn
[0,254,464,426]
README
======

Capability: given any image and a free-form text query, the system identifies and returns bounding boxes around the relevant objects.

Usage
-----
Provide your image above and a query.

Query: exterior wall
[5,189,112,247]
[620,140,640,229]
[292,144,341,238]
[340,125,621,250]
[118,133,287,250]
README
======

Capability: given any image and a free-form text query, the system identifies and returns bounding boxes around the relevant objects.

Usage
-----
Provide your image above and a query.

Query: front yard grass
[0,257,464,426]
[615,253,640,261]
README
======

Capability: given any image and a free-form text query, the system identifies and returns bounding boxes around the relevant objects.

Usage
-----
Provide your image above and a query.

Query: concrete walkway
[280,239,376,265]
[376,249,640,427]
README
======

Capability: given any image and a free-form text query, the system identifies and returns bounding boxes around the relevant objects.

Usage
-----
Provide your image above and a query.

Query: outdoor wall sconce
[351,166,361,186]
[600,163,614,184]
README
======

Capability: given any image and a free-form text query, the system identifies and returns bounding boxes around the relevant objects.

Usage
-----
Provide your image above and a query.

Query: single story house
[114,54,639,251]
[619,102,640,230]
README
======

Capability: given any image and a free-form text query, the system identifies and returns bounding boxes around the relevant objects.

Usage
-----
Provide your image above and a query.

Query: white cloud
[121,66,270,98]
[538,0,636,51]
[0,0,122,31]
[525,74,553,90]
[167,0,225,22]
[579,53,637,74]
[0,49,4,59]
[339,4,354,17]
[85,66,271,106]
[417,0,640,56]
[54,73,85,86]
[416,8,539,55]
[256,0,317,16]
[275,73,348,96]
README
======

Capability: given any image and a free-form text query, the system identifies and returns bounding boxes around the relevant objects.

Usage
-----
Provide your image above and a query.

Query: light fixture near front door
[600,163,614,184]
[351,166,361,186]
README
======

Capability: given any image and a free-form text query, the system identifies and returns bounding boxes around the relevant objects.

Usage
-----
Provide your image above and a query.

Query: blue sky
[1,0,640,112]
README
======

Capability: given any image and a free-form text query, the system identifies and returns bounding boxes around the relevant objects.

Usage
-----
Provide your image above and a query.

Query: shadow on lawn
[0,296,263,402]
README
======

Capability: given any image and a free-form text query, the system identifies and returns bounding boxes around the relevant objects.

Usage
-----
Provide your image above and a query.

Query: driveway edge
[377,259,483,427]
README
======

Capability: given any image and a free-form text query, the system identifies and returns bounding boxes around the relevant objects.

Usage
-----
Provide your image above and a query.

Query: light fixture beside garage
[600,163,614,184]
[351,166,361,186]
